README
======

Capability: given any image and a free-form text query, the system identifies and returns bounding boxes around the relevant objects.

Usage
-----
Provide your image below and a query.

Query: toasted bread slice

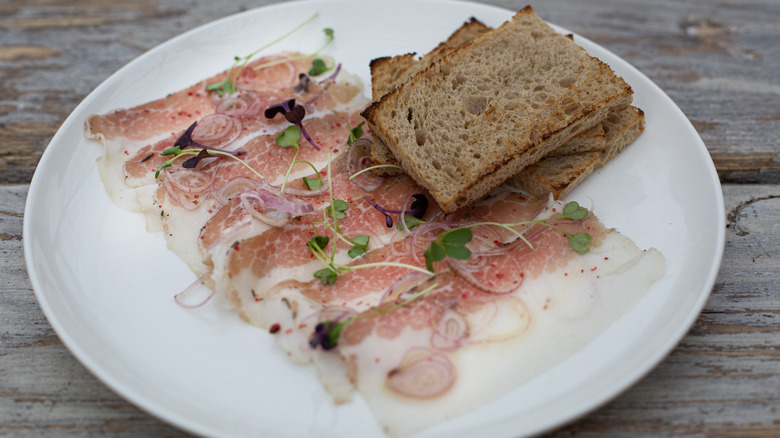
[600,105,645,163]
[370,19,492,175]
[362,6,633,213]
[370,18,491,101]
[548,123,605,157]
[369,30,606,176]
[507,105,645,199]
[510,151,603,200]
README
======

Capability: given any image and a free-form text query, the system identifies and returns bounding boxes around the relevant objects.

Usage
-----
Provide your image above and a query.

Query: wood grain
[2,0,779,436]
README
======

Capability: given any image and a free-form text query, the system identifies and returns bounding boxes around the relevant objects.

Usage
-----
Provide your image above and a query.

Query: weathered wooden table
[2,0,778,436]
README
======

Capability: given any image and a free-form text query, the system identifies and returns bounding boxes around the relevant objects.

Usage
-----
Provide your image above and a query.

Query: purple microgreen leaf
[182,149,212,169]
[284,104,306,125]
[174,122,199,149]
[294,73,311,93]
[264,99,296,119]
[363,196,394,228]
[309,320,343,349]
[409,194,428,219]
[364,193,429,228]
[264,99,320,150]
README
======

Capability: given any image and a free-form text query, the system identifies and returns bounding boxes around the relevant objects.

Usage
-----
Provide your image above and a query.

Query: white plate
[23,0,725,437]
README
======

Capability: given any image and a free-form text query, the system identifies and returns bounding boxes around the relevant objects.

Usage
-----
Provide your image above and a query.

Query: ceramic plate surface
[24,0,725,436]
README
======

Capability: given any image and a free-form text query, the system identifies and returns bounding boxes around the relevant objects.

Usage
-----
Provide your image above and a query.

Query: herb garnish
[274,125,323,192]
[265,98,321,151]
[309,281,439,350]
[154,121,253,179]
[364,194,428,228]
[305,156,432,286]
[346,121,365,145]
[251,27,336,74]
[420,201,593,272]
[206,13,321,96]
[423,227,473,272]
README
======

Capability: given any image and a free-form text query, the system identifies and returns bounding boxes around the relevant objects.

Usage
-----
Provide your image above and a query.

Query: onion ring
[192,113,242,148]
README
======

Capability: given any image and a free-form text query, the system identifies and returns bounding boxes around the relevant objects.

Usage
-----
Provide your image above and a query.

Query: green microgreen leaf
[563,201,588,221]
[442,243,471,260]
[441,227,473,245]
[568,232,592,253]
[313,268,338,286]
[303,175,323,190]
[205,79,236,96]
[276,125,302,148]
[154,161,172,179]
[347,121,365,145]
[206,13,321,96]
[307,235,329,251]
[423,241,446,272]
[347,234,370,258]
[323,27,334,39]
[308,58,328,76]
[328,199,349,220]
[423,227,473,272]
[160,146,182,156]
[397,215,426,230]
[351,234,369,248]
[348,245,366,258]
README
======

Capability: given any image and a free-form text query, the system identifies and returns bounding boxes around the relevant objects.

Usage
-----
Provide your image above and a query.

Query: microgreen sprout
[308,28,335,76]
[364,194,428,228]
[423,228,472,272]
[265,98,321,150]
[206,13,321,96]
[154,122,253,179]
[274,125,323,192]
[294,73,311,93]
[309,281,439,350]
[421,201,593,272]
[252,26,336,73]
[304,155,433,286]
[346,121,365,145]
[309,58,329,76]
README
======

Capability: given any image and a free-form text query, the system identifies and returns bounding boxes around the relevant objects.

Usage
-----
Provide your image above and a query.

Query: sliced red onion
[161,170,216,211]
[346,137,383,192]
[240,192,288,227]
[462,297,530,344]
[317,306,359,324]
[278,183,328,198]
[192,114,242,148]
[163,165,218,194]
[242,59,296,89]
[203,219,252,255]
[379,272,430,305]
[174,270,215,309]
[430,308,470,351]
[254,180,314,216]
[216,90,264,117]
[446,255,519,294]
[386,348,456,399]
[211,176,260,206]
[238,181,314,227]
